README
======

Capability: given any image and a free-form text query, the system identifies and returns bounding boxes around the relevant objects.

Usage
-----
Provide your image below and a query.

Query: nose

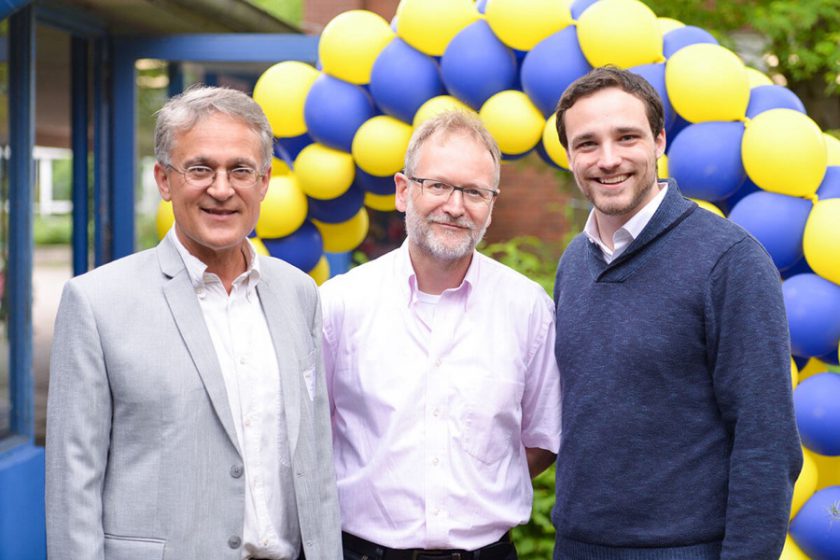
[598,143,621,170]
[206,170,235,200]
[441,188,466,217]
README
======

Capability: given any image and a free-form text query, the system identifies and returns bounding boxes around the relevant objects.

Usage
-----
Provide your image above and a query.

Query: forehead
[415,130,496,178]
[565,88,650,140]
[171,112,261,161]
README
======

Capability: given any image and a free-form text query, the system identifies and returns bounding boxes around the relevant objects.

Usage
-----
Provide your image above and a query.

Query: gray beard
[405,198,489,262]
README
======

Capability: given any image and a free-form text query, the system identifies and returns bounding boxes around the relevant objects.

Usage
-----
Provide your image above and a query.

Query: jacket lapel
[157,236,242,456]
[256,274,302,456]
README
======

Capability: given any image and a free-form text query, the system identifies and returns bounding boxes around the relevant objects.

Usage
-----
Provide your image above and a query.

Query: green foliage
[33,214,72,245]
[511,466,556,558]
[246,0,302,26]
[479,236,561,295]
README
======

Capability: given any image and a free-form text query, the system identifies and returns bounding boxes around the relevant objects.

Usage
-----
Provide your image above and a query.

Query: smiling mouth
[202,208,237,216]
[597,174,630,185]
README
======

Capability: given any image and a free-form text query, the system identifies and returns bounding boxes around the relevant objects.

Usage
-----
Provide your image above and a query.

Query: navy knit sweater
[552,181,802,560]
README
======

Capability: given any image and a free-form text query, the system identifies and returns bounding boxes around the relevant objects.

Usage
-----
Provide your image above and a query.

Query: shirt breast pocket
[453,371,524,465]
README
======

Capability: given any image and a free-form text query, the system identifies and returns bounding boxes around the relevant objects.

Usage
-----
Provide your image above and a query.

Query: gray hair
[154,85,273,171]
[404,111,501,188]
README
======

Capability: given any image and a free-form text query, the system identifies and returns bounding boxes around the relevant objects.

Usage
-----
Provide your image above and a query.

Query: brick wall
[304,0,399,32]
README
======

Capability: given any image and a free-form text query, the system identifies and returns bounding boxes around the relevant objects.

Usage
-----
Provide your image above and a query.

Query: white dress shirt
[169,229,300,560]
[584,183,669,263]
[320,242,561,550]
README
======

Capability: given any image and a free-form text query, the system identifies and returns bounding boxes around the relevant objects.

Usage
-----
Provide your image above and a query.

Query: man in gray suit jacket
[46,86,341,560]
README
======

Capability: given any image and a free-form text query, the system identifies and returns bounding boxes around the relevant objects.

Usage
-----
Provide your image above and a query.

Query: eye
[427,181,450,193]
[186,166,214,179]
[230,167,257,180]
[462,187,485,200]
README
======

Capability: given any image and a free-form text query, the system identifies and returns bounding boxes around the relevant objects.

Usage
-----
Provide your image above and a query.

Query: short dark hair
[554,66,665,149]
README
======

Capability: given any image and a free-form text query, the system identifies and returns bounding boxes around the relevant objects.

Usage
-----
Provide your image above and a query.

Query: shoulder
[67,247,159,293]
[320,249,396,300]
[681,205,773,265]
[474,252,554,311]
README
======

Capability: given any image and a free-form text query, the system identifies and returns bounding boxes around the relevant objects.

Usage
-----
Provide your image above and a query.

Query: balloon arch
[158,1,840,556]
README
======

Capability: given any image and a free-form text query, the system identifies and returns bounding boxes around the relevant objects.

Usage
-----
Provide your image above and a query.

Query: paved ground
[32,245,73,444]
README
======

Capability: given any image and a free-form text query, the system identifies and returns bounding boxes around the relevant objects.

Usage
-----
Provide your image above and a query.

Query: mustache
[427,215,474,230]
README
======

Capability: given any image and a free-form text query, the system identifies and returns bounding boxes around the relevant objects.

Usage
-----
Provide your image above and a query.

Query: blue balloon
[355,167,395,196]
[783,273,840,358]
[662,26,718,58]
[746,85,807,119]
[667,121,746,201]
[441,20,518,110]
[728,192,812,271]
[781,255,814,280]
[570,0,598,19]
[666,113,691,147]
[273,133,313,168]
[718,176,760,215]
[817,166,840,200]
[476,0,488,14]
[630,63,676,134]
[791,486,840,560]
[521,27,592,116]
[261,221,323,272]
[795,373,840,455]
[370,38,446,123]
[308,184,364,224]
[818,348,840,366]
[304,74,376,152]
[793,354,810,371]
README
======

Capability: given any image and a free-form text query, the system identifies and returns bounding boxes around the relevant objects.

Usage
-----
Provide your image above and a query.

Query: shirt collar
[167,227,261,290]
[583,182,669,254]
[396,239,477,309]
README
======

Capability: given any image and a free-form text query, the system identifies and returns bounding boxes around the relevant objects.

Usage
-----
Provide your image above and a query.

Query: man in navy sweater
[550,66,802,559]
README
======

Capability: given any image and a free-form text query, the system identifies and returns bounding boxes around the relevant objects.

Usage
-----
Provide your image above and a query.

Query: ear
[394,172,410,213]
[654,128,666,159]
[155,162,172,201]
[257,166,271,202]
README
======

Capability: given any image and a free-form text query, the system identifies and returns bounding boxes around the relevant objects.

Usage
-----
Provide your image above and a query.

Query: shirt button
[432,457,439,466]
[433,408,440,417]
[434,508,441,516]
[244,417,251,427]
[239,356,246,365]
[228,535,241,549]
[434,359,442,368]
[230,464,243,478]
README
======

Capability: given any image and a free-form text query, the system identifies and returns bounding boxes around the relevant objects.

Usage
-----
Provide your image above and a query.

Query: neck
[176,228,248,294]
[408,242,472,295]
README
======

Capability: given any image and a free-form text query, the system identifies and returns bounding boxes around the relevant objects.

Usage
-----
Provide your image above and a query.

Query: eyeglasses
[167,164,264,189]
[409,176,499,205]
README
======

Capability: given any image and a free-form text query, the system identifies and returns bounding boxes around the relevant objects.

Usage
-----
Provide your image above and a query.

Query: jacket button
[228,535,241,549]
[230,464,244,478]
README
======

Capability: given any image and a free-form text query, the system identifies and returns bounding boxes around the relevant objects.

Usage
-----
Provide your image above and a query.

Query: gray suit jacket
[45,235,341,559]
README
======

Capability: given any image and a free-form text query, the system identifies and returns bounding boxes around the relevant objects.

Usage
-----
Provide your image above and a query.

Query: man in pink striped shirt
[320,111,561,560]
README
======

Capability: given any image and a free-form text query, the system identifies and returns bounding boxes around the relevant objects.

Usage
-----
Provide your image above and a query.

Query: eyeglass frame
[165,163,266,189]
[408,176,499,205]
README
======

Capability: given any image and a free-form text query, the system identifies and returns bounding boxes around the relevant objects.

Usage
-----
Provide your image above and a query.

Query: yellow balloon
[799,358,830,384]
[319,10,394,85]
[413,95,476,128]
[271,157,291,177]
[691,198,725,218]
[253,61,320,137]
[657,153,669,180]
[364,192,397,212]
[577,0,663,69]
[485,0,573,51]
[312,208,370,253]
[665,44,749,123]
[825,133,840,166]
[156,199,174,240]
[308,255,331,285]
[351,116,413,176]
[542,113,569,170]
[480,90,544,156]
[742,109,826,197]
[294,143,355,200]
[791,449,818,519]
[255,175,308,239]
[812,451,840,490]
[250,238,270,257]
[746,67,774,88]
[657,17,684,35]
[780,534,810,560]
[803,198,840,284]
[791,357,799,389]
[397,0,479,56]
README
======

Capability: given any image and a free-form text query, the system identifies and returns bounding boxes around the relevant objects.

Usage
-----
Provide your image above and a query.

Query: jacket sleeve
[45,281,111,560]
[706,237,803,559]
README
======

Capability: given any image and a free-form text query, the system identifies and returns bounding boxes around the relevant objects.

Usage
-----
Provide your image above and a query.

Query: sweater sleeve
[705,237,803,559]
